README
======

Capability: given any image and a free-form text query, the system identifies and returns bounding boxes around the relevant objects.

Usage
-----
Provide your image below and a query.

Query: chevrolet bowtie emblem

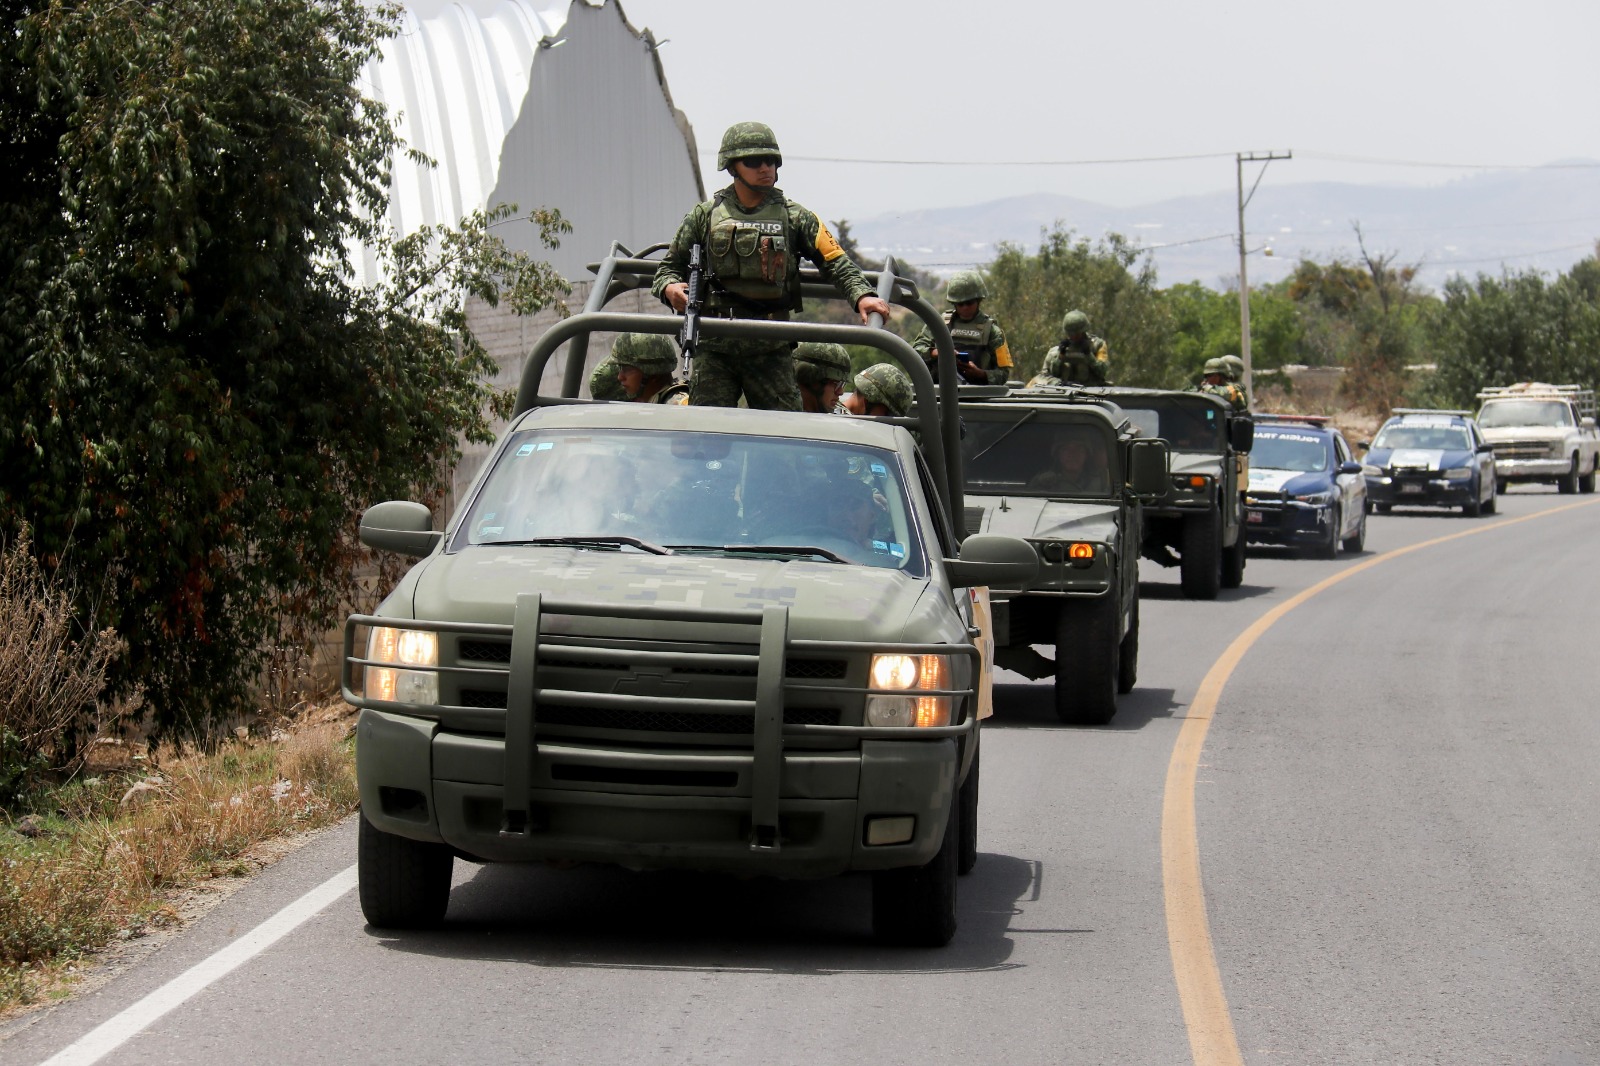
[612,671,689,698]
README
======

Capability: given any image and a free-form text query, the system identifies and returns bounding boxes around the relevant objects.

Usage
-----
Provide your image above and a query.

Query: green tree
[985,226,1177,386]
[1161,281,1301,384]
[0,0,570,735]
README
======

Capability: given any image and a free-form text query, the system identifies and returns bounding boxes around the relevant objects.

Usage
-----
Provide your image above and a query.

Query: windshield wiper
[488,536,672,556]
[669,543,849,564]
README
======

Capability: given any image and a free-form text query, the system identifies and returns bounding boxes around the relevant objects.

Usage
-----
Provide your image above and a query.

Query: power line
[1299,152,1600,170]
[1427,242,1596,267]
[699,149,1600,170]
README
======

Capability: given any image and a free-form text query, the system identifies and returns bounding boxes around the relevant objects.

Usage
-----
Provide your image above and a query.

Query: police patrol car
[1360,408,1497,516]
[1243,415,1367,558]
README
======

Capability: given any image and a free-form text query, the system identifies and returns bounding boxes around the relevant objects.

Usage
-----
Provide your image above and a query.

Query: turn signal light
[1068,543,1095,560]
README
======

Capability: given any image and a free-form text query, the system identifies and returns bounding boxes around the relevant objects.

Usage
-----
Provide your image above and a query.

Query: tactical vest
[943,310,994,360]
[1053,346,1097,383]
[707,193,791,305]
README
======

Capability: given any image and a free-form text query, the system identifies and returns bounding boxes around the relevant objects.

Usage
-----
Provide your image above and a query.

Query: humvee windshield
[962,418,1116,498]
[1476,400,1572,429]
[455,428,926,573]
[1372,424,1471,451]
[1251,431,1329,473]
[1119,397,1225,451]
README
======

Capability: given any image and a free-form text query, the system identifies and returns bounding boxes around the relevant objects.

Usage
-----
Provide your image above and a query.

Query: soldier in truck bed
[652,122,891,411]
[910,270,1014,385]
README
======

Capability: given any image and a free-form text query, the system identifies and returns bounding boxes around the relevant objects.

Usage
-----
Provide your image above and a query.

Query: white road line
[39,865,358,1066]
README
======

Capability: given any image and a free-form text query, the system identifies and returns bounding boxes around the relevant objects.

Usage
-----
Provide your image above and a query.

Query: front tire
[957,731,979,876]
[1314,505,1340,560]
[1179,510,1221,599]
[358,814,453,929]
[873,797,958,946]
[1116,598,1140,694]
[1054,596,1119,725]
[1219,535,1246,589]
[1341,507,1366,552]
[1580,457,1596,494]
[1558,455,1579,494]
[1482,482,1497,514]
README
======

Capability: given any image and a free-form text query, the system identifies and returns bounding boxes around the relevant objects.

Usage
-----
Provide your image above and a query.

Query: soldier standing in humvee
[911,270,1014,385]
[652,122,891,411]
[1042,309,1111,385]
[1192,357,1248,411]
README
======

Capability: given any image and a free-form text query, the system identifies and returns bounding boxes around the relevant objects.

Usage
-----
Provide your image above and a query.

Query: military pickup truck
[1475,383,1599,495]
[1101,388,1255,599]
[957,387,1169,724]
[343,250,1036,946]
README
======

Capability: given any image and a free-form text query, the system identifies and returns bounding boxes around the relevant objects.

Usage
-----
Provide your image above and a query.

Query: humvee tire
[1219,535,1246,589]
[1179,511,1221,599]
[358,813,453,929]
[873,801,959,946]
[957,734,979,876]
[1053,596,1119,726]
[1116,598,1139,695]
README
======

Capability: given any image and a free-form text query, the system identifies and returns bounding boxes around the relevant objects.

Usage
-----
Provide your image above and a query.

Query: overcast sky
[403,0,1599,227]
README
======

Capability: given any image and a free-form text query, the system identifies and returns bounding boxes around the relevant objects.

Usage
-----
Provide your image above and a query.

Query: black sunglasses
[741,155,780,169]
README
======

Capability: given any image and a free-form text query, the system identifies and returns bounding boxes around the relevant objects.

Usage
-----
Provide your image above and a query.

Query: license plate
[1246,509,1264,524]
[1399,483,1425,495]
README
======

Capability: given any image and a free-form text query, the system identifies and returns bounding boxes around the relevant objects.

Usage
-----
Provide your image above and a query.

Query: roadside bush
[0,532,123,802]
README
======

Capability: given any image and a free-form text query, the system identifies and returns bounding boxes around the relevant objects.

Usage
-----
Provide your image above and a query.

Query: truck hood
[968,496,1120,543]
[1479,426,1569,442]
[1170,451,1224,477]
[401,547,941,643]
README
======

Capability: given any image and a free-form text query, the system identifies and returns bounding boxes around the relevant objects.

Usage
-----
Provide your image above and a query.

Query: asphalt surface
[5,488,1598,1065]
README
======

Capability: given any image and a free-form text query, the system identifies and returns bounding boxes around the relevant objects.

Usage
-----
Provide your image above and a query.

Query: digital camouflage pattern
[688,350,803,410]
[912,309,1013,386]
[588,355,625,401]
[1041,333,1111,385]
[853,363,915,417]
[612,332,678,376]
[716,121,782,170]
[794,342,852,393]
[945,270,989,303]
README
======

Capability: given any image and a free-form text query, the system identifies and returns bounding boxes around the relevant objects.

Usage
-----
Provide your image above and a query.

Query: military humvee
[957,387,1169,724]
[343,249,1036,947]
[1100,387,1254,599]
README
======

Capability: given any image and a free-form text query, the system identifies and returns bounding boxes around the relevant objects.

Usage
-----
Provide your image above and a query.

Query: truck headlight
[867,654,951,728]
[1442,467,1472,479]
[366,626,439,705]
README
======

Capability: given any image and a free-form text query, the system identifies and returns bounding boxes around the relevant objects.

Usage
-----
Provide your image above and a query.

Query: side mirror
[1357,440,1372,451]
[1337,461,1363,476]
[1476,442,1495,454]
[1582,416,1595,430]
[1127,438,1170,497]
[360,501,442,557]
[945,534,1039,590]
[1229,417,1255,453]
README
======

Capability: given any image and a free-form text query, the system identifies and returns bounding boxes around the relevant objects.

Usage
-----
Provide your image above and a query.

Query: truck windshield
[1372,425,1471,451]
[962,418,1116,498]
[1119,400,1224,451]
[456,428,925,574]
[1251,432,1329,473]
[1477,400,1572,428]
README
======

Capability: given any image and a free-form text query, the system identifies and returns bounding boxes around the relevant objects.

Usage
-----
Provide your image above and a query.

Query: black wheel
[1558,455,1579,494]
[1116,597,1139,695]
[358,813,453,929]
[1313,506,1340,560]
[1463,492,1481,517]
[1219,535,1246,589]
[1053,596,1119,725]
[1179,510,1221,599]
[1496,477,1509,496]
[1375,503,1392,514]
[1341,507,1366,552]
[1482,483,1497,514]
[1580,459,1596,494]
[957,731,979,876]
[872,797,958,946]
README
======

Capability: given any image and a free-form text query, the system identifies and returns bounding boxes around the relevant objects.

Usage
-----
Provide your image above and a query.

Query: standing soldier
[911,270,1014,385]
[1192,358,1247,411]
[1044,309,1111,385]
[612,333,687,404]
[652,123,891,410]
[794,342,853,414]
[1220,353,1250,410]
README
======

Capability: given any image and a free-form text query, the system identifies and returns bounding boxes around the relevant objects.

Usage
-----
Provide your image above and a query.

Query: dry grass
[0,704,358,1011]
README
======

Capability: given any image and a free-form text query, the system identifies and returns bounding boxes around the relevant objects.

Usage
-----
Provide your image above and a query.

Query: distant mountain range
[846,165,1600,293]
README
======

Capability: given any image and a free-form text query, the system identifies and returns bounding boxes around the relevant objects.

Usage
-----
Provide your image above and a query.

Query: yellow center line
[1162,498,1600,1066]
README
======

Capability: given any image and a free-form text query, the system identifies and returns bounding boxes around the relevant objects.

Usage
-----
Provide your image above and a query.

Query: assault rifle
[677,243,705,382]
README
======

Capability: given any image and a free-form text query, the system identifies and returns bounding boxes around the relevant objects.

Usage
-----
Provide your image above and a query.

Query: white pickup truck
[1475,383,1599,494]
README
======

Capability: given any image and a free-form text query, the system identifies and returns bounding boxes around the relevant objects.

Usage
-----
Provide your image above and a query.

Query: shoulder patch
[816,222,845,261]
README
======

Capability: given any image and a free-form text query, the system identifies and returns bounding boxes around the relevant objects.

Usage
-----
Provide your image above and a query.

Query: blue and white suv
[1361,408,1497,516]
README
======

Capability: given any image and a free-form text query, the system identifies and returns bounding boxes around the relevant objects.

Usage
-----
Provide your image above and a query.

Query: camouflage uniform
[1191,357,1247,411]
[1220,353,1250,410]
[911,271,1013,385]
[794,342,853,413]
[1042,310,1111,385]
[588,356,626,402]
[611,333,687,404]
[651,127,875,412]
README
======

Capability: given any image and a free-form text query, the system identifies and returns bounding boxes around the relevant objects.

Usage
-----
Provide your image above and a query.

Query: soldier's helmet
[1061,309,1090,336]
[794,342,852,377]
[853,363,915,417]
[945,271,989,304]
[717,122,783,171]
[1202,357,1228,376]
[613,333,678,376]
[1220,354,1245,381]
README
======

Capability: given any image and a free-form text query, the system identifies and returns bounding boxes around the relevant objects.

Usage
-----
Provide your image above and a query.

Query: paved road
[6,489,1598,1065]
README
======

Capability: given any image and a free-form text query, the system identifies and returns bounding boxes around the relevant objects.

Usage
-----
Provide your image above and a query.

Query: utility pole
[1236,150,1291,396]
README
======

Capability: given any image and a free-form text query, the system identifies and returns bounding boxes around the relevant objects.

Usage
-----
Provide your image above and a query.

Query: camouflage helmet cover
[1202,357,1228,376]
[612,333,678,376]
[1220,354,1245,381]
[1061,309,1090,336]
[793,342,853,377]
[717,122,783,170]
[853,363,914,417]
[945,270,989,303]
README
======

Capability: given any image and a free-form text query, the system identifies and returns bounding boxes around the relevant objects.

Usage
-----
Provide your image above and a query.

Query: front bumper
[1493,457,1569,481]
[1365,473,1475,507]
[1243,500,1330,545]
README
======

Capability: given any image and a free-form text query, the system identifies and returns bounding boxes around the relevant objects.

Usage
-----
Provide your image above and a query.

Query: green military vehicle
[343,250,1036,946]
[1101,387,1254,599]
[957,387,1169,724]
